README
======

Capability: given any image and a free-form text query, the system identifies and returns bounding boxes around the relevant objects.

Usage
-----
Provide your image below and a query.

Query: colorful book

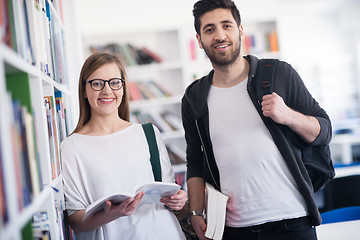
[128,82,144,101]
[44,96,61,179]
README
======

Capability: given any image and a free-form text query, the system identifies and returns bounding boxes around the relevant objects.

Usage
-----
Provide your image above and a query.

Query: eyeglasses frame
[84,78,125,91]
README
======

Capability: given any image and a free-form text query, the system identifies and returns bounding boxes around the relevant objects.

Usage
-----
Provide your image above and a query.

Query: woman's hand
[104,192,144,219]
[160,190,187,210]
[69,192,144,232]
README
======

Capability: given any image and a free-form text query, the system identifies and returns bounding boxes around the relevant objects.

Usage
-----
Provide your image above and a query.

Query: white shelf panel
[161,129,185,140]
[1,45,39,76]
[126,61,183,74]
[130,95,181,110]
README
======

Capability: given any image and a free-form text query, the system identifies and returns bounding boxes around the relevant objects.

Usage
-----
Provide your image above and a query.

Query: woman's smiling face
[84,62,124,118]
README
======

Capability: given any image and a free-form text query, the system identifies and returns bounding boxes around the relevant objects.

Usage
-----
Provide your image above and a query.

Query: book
[23,107,41,198]
[161,111,182,130]
[204,182,229,240]
[166,144,186,165]
[44,96,61,179]
[83,182,180,221]
[32,211,51,240]
[0,135,8,223]
[136,81,156,99]
[141,46,163,63]
[128,82,144,101]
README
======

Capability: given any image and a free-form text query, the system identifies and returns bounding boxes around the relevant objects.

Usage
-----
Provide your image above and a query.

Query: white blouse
[61,124,185,240]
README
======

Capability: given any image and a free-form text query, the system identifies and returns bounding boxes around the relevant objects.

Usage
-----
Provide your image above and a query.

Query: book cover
[6,72,33,114]
[83,182,180,221]
[32,211,51,239]
[269,30,279,52]
[205,182,229,240]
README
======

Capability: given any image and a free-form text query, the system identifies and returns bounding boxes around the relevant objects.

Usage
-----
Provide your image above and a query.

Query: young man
[181,0,332,239]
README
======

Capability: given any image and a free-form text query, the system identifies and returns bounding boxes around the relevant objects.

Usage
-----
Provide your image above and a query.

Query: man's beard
[201,35,241,67]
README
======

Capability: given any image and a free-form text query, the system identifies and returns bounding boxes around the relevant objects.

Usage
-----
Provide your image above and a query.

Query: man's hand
[191,215,210,240]
[261,92,320,142]
[261,92,290,125]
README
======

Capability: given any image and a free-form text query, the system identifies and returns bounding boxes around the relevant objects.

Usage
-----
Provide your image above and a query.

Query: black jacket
[181,55,332,226]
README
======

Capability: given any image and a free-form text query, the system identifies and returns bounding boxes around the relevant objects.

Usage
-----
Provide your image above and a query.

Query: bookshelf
[0,0,80,239]
[183,20,281,82]
[242,20,280,58]
[82,21,281,190]
[83,28,189,187]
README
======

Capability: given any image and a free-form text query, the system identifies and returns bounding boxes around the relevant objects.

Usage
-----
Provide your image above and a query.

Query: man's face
[196,8,242,67]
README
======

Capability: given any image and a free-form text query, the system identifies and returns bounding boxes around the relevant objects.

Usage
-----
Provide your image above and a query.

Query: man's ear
[239,24,244,40]
[196,34,203,49]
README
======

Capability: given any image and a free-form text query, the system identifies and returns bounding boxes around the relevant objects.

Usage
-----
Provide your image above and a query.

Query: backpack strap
[255,58,279,101]
[141,123,162,182]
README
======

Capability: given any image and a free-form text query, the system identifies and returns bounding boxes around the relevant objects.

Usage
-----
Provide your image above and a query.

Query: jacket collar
[185,55,260,117]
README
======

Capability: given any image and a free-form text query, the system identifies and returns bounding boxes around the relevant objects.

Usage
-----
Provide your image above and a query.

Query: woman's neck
[78,115,131,136]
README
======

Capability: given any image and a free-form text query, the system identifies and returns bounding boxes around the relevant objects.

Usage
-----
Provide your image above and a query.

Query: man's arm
[261,92,320,143]
[187,177,209,240]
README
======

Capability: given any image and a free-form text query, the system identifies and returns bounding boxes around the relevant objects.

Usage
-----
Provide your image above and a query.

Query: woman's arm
[69,193,144,232]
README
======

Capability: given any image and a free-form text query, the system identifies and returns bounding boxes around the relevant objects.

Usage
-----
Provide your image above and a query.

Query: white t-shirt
[61,124,186,240]
[208,79,307,227]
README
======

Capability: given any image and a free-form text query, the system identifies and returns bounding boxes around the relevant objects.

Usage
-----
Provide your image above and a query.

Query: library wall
[0,0,82,239]
[76,0,360,164]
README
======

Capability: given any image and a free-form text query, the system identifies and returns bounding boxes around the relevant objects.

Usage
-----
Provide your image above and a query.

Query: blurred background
[1,0,360,239]
[73,0,360,164]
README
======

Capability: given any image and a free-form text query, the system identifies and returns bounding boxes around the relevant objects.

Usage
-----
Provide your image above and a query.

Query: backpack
[255,59,335,192]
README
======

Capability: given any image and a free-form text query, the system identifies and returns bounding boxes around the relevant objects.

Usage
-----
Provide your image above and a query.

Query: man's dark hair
[193,0,241,35]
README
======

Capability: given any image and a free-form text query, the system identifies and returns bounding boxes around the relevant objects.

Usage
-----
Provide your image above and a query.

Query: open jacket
[181,55,332,226]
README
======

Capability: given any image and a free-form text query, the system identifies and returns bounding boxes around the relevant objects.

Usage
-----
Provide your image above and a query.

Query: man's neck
[211,56,249,88]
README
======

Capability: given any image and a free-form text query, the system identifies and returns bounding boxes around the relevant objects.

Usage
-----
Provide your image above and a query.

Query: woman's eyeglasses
[84,78,125,91]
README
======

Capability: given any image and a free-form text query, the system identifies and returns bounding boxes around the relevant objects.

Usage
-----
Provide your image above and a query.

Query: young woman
[61,52,187,240]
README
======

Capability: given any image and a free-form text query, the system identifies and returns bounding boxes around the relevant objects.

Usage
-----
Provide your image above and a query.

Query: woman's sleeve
[61,139,89,215]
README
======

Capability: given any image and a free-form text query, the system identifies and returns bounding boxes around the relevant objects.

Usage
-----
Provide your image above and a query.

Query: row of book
[128,81,172,101]
[44,91,68,180]
[2,71,69,224]
[4,89,42,212]
[0,0,68,84]
[167,144,186,166]
[90,42,163,66]
[242,30,279,55]
[131,110,183,133]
